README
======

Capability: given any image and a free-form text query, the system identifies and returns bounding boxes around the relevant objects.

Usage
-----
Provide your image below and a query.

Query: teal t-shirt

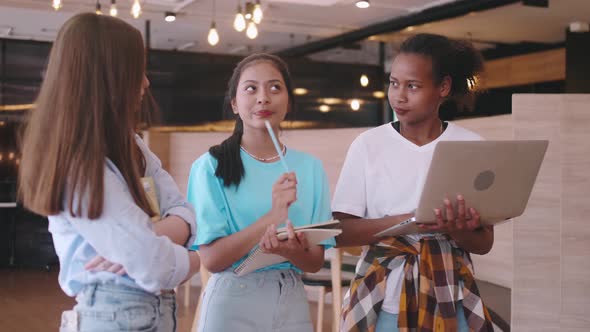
[187,148,335,272]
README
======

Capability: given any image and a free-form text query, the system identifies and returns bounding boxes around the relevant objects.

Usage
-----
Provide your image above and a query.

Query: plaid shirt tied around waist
[341,235,494,332]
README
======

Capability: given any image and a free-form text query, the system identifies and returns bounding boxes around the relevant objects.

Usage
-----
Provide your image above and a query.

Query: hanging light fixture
[208,22,219,45]
[95,1,102,15]
[52,0,63,11]
[350,99,361,111]
[360,74,369,87]
[372,91,385,99]
[246,21,258,39]
[109,0,117,17]
[244,2,253,20]
[252,0,263,24]
[207,0,219,46]
[131,0,141,19]
[355,1,370,9]
[164,11,176,22]
[233,3,246,32]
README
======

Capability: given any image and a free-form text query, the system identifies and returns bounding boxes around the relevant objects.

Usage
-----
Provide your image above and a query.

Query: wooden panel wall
[485,49,565,89]
[512,94,590,331]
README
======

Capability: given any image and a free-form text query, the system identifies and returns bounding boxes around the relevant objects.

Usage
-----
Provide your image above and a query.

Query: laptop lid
[414,140,548,224]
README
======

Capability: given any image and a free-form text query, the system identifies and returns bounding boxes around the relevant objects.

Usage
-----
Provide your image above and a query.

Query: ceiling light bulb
[355,1,370,9]
[165,11,176,22]
[351,99,361,111]
[208,22,219,46]
[52,0,62,11]
[293,88,308,95]
[109,0,117,16]
[131,0,141,19]
[319,105,330,113]
[95,2,102,15]
[360,74,369,87]
[372,91,385,99]
[253,1,263,24]
[234,7,246,32]
[246,21,258,39]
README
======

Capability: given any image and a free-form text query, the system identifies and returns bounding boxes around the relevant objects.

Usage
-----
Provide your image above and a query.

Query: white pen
[264,120,289,173]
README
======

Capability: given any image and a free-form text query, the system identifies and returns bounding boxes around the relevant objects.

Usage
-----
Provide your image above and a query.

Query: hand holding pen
[264,120,296,224]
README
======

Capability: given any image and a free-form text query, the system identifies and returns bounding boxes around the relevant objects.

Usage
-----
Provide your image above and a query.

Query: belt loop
[290,270,297,287]
[87,283,98,306]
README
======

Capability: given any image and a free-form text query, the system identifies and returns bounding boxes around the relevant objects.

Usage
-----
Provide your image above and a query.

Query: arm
[139,137,196,248]
[197,172,298,273]
[331,137,412,247]
[449,226,494,255]
[419,195,494,255]
[259,222,325,273]
[199,210,284,273]
[334,212,413,247]
[153,215,191,246]
[87,215,197,276]
[72,169,198,292]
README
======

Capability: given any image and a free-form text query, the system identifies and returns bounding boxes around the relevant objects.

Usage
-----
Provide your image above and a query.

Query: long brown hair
[19,13,154,219]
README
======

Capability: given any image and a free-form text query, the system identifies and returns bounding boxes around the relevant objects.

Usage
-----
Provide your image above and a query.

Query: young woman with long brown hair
[19,13,199,332]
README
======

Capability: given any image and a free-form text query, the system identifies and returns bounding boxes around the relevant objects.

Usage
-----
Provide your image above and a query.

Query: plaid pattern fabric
[341,235,494,332]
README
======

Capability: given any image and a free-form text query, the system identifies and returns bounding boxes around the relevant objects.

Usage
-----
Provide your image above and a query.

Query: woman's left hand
[418,194,483,233]
[259,221,310,258]
[84,256,127,275]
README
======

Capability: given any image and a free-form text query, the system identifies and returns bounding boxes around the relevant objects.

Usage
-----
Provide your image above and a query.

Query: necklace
[400,120,444,138]
[240,144,287,162]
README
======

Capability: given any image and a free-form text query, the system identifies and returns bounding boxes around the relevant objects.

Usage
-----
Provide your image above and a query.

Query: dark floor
[0,268,510,332]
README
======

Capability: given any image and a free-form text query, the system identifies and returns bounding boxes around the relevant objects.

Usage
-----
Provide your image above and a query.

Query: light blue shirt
[48,135,196,296]
[187,148,334,272]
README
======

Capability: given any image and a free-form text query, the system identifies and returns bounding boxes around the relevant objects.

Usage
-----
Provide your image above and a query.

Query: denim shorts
[375,300,469,332]
[59,283,176,332]
[197,269,313,332]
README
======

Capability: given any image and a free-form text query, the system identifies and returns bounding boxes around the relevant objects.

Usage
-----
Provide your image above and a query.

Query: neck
[399,119,444,146]
[240,127,283,158]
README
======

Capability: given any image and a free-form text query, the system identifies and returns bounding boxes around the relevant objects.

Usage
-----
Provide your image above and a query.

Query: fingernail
[444,199,450,204]
[434,208,440,215]
[457,195,464,200]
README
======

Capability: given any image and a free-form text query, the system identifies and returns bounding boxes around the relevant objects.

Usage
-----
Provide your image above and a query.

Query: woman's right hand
[269,172,297,223]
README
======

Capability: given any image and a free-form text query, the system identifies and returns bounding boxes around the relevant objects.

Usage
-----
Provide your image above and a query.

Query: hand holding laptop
[374,140,548,238]
[417,194,484,233]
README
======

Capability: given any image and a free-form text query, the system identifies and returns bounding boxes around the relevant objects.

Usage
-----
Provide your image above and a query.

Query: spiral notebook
[234,220,342,276]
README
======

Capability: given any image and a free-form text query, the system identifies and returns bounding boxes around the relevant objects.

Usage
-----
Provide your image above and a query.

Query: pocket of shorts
[115,302,158,331]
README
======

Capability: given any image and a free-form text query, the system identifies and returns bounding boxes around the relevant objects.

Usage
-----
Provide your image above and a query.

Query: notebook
[234,220,342,276]
[375,140,549,237]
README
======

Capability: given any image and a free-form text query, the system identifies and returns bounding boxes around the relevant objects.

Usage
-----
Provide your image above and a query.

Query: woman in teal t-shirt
[187,53,334,332]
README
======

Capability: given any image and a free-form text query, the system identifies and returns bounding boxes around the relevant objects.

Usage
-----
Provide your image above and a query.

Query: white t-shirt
[332,121,482,314]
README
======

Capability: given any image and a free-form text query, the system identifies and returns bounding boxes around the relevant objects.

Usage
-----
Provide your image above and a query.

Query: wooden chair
[302,247,361,332]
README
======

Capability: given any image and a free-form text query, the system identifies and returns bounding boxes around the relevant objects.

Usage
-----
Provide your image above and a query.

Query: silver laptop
[376,140,549,237]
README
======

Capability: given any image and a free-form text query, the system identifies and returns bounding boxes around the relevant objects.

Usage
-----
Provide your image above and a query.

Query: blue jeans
[59,283,176,332]
[375,300,469,332]
[198,269,313,332]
